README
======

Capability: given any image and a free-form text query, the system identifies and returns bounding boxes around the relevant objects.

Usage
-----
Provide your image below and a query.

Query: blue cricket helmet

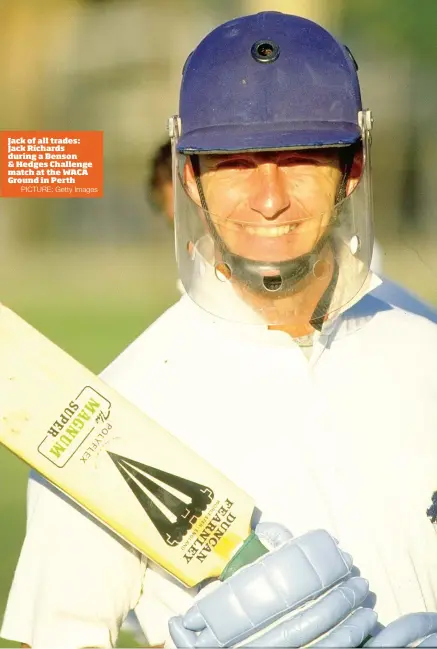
[177,11,362,153]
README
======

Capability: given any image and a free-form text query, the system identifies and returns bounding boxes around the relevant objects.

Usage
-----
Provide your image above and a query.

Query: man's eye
[280,157,321,167]
[216,159,255,170]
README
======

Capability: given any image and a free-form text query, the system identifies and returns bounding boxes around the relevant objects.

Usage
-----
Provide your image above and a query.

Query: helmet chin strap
[190,150,354,328]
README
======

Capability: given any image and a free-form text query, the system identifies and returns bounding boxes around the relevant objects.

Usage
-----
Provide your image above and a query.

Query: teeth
[245,224,298,238]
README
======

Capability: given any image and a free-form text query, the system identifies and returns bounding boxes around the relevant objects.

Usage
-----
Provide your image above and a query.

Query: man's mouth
[243,223,299,238]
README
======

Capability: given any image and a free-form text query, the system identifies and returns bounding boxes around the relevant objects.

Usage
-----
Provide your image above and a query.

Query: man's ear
[183,156,201,203]
[346,148,364,196]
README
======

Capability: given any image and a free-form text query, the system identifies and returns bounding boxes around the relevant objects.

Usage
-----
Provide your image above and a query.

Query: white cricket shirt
[2,278,437,648]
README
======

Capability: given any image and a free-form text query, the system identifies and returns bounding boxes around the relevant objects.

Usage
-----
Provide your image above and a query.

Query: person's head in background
[148,140,173,223]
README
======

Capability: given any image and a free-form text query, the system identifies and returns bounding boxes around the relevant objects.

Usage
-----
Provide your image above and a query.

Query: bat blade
[0,306,254,587]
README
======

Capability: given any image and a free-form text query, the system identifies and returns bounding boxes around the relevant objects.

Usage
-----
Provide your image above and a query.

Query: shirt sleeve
[1,469,146,648]
[134,563,197,647]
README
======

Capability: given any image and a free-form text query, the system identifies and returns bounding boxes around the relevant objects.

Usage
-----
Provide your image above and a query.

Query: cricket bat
[0,305,266,587]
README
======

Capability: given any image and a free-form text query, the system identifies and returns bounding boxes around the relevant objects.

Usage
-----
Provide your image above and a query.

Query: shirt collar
[184,237,382,358]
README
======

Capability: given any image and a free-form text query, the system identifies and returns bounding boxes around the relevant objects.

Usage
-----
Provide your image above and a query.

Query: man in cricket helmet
[5,12,437,649]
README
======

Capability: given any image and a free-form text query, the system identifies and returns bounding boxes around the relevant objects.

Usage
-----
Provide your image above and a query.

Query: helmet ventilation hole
[215,262,232,281]
[349,235,361,255]
[263,275,283,291]
[251,40,280,64]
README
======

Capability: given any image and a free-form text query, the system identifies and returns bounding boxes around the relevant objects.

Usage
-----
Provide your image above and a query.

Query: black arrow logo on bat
[107,452,214,546]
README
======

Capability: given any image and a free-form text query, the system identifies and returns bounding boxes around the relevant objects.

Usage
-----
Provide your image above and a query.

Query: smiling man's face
[185,150,344,264]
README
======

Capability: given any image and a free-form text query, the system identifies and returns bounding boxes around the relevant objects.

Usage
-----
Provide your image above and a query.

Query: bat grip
[219,531,268,581]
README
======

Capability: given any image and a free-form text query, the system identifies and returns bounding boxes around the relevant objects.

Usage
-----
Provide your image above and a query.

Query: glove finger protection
[309,607,377,648]
[365,613,437,648]
[169,526,357,648]
[245,578,376,648]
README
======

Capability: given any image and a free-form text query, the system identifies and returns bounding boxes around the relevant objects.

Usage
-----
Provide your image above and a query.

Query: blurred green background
[0,245,180,648]
[1,0,437,646]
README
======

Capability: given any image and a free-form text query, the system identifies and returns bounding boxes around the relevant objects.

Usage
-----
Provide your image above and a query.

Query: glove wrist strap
[220,531,268,581]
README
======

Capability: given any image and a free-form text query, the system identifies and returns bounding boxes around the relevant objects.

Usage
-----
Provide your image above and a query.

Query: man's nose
[249,163,290,219]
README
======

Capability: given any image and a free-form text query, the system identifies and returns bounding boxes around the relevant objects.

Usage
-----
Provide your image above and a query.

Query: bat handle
[219,531,269,581]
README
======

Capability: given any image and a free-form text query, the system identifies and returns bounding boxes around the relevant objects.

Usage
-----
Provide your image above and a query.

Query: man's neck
[268,319,317,338]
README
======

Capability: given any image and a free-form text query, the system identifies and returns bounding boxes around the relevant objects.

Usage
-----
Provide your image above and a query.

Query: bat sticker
[108,452,214,546]
[38,386,111,467]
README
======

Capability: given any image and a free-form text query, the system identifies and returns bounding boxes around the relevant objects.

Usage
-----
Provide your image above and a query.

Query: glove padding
[365,613,437,648]
[169,524,378,648]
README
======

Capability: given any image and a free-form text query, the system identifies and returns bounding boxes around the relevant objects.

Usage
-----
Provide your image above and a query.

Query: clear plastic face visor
[169,112,374,327]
